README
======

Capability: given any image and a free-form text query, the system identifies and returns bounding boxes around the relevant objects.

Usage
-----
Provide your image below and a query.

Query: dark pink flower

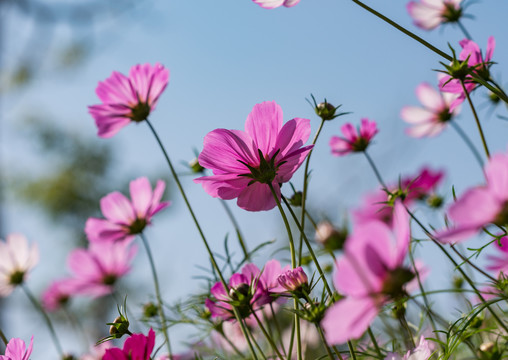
[401,81,462,137]
[85,177,169,243]
[439,37,495,100]
[66,240,137,297]
[329,118,378,156]
[437,152,508,243]
[0,336,33,360]
[103,329,155,360]
[89,63,169,138]
[252,0,300,9]
[41,278,79,312]
[194,101,313,211]
[322,202,418,345]
[407,0,463,30]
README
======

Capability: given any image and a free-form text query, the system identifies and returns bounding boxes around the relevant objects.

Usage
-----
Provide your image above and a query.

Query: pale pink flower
[252,0,300,9]
[85,177,169,243]
[486,236,508,275]
[103,329,155,360]
[437,152,508,243]
[66,240,137,297]
[0,336,33,360]
[0,234,39,297]
[80,343,112,360]
[194,101,313,211]
[322,202,418,345]
[407,0,463,30]
[401,82,461,137]
[89,63,169,138]
[385,336,432,360]
[329,118,378,156]
[41,278,79,312]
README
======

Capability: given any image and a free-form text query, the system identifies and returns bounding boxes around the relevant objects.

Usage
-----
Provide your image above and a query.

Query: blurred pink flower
[85,177,169,243]
[41,278,79,312]
[407,0,463,30]
[89,63,169,138]
[437,152,508,243]
[385,336,432,360]
[0,336,33,360]
[252,0,300,9]
[103,329,155,360]
[0,234,39,297]
[67,240,137,297]
[487,236,508,275]
[401,82,461,137]
[80,343,112,360]
[194,101,313,211]
[322,202,418,344]
[329,118,378,156]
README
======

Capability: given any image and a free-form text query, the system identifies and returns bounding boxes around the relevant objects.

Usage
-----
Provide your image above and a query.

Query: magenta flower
[0,336,33,360]
[277,267,309,295]
[41,278,79,312]
[401,81,462,137]
[437,152,508,243]
[329,118,378,156]
[252,0,300,9]
[439,37,495,98]
[85,177,169,243]
[67,240,137,297]
[103,329,155,360]
[194,101,313,211]
[322,202,418,344]
[89,63,169,138]
[407,0,463,30]
[487,236,508,275]
[0,234,39,297]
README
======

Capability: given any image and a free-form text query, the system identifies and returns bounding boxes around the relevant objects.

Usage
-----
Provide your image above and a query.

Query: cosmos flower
[41,278,79,312]
[252,0,300,9]
[89,63,169,138]
[407,0,463,30]
[0,336,33,360]
[0,234,39,297]
[85,177,170,243]
[195,101,313,211]
[329,118,378,156]
[385,336,432,360]
[103,329,155,360]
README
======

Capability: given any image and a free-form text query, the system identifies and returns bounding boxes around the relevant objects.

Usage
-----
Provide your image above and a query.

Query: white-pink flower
[401,82,461,137]
[407,0,463,30]
[0,234,39,297]
[385,336,432,359]
[252,0,300,9]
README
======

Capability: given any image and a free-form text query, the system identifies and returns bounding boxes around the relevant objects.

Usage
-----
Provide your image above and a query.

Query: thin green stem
[145,120,258,360]
[450,244,497,282]
[396,304,415,348]
[0,329,8,346]
[363,151,386,189]
[244,317,267,360]
[140,233,172,357]
[460,79,490,158]
[316,324,338,360]
[367,327,382,359]
[281,196,334,296]
[219,199,249,260]
[348,340,358,360]
[270,303,286,356]
[299,119,326,265]
[251,309,285,360]
[22,285,64,357]
[450,121,484,169]
[457,21,472,40]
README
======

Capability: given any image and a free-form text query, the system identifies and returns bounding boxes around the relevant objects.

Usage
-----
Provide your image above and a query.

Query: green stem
[299,119,326,265]
[219,199,249,260]
[22,285,64,357]
[348,340,358,360]
[457,21,472,40]
[270,303,286,356]
[450,244,497,282]
[367,327,382,359]
[460,80,490,158]
[145,119,258,360]
[316,324,339,360]
[363,151,387,189]
[450,121,484,169]
[251,309,285,360]
[0,329,8,346]
[139,233,172,357]
[397,305,415,348]
[243,318,267,360]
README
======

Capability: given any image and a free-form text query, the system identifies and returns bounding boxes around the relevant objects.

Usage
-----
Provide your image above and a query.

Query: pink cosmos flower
[0,234,39,297]
[322,202,418,345]
[41,278,79,312]
[437,152,508,243]
[66,240,137,297]
[194,101,313,211]
[486,236,508,275]
[439,37,495,99]
[85,177,169,243]
[407,0,463,30]
[401,81,462,137]
[252,0,300,9]
[0,336,33,360]
[80,343,112,360]
[385,336,432,360]
[89,63,169,138]
[103,329,155,360]
[277,267,309,294]
[329,118,378,156]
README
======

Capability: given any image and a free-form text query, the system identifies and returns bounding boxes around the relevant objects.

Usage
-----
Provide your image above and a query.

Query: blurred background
[2,0,508,357]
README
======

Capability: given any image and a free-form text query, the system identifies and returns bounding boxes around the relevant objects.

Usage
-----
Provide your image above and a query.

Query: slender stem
[218,330,245,358]
[457,21,472,40]
[347,341,358,360]
[22,285,64,356]
[363,151,387,188]
[251,309,285,360]
[350,0,452,61]
[0,329,7,346]
[397,306,416,348]
[63,307,90,351]
[316,324,338,360]
[460,80,490,158]
[450,245,497,282]
[450,121,484,169]
[281,196,334,296]
[243,318,267,360]
[270,303,286,356]
[267,183,302,360]
[367,327,382,359]
[145,120,258,359]
[299,119,326,265]
[139,233,172,357]
[219,199,249,260]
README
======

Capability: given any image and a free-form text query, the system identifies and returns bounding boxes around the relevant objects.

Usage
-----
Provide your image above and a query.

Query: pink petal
[274,118,311,158]
[416,83,445,110]
[448,187,501,227]
[400,107,434,124]
[252,0,285,9]
[129,177,153,219]
[484,153,508,202]
[85,217,130,243]
[245,101,283,155]
[237,182,278,211]
[194,174,250,200]
[100,192,136,226]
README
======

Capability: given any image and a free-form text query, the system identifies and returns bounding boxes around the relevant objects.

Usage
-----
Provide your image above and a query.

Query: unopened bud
[288,191,303,207]
[315,221,347,251]
[316,102,337,121]
[189,158,205,174]
[143,302,158,318]
[109,315,130,338]
[427,194,444,208]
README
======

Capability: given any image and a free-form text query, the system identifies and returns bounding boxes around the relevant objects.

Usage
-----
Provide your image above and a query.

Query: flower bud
[288,191,303,207]
[108,315,130,338]
[189,158,205,174]
[316,102,337,121]
[427,194,444,209]
[278,267,309,298]
[143,302,158,318]
[315,221,347,251]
